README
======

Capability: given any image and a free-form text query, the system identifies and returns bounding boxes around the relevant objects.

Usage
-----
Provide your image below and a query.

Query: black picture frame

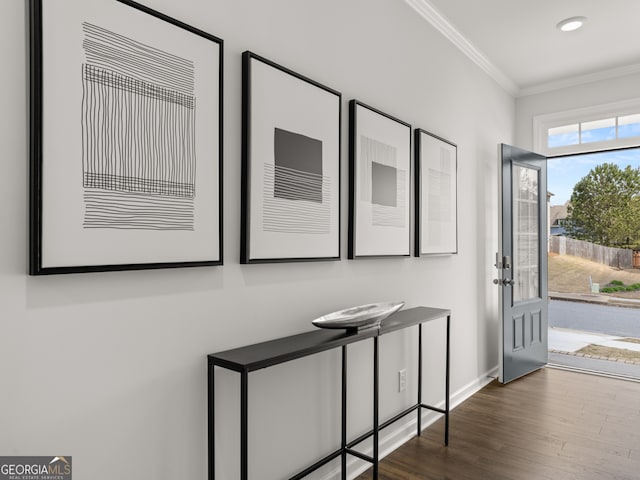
[241,51,342,264]
[29,0,224,275]
[414,129,458,256]
[349,100,412,259]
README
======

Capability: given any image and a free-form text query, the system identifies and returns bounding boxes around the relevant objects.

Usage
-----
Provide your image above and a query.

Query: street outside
[548,253,640,375]
[551,300,640,337]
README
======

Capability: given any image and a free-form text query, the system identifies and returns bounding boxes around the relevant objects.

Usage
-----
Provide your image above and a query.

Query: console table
[208,306,451,480]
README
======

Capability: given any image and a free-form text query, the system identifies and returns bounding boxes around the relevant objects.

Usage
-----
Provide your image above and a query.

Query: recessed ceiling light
[557,16,587,32]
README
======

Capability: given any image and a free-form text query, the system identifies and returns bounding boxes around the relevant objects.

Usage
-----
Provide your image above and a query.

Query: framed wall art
[414,129,458,256]
[241,51,341,263]
[29,0,223,274]
[349,100,411,258]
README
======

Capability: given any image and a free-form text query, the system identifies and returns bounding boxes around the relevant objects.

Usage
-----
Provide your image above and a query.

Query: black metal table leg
[241,370,248,480]
[209,363,215,480]
[445,314,451,446]
[373,336,379,479]
[417,324,422,437]
[341,345,347,480]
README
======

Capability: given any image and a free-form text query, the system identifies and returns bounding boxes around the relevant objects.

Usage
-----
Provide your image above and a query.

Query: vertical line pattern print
[426,146,453,246]
[82,22,194,95]
[81,22,196,230]
[428,149,452,214]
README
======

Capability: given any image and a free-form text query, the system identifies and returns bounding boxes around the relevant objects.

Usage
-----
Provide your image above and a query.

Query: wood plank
[357,368,640,480]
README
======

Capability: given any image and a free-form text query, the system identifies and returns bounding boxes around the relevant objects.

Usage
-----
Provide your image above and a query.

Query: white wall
[0,1,513,479]
[516,72,640,151]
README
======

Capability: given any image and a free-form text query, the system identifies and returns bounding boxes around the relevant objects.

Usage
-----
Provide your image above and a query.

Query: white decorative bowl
[311,301,405,333]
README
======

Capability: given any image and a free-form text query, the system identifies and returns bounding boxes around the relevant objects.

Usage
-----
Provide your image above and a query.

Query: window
[548,116,636,148]
[534,99,640,156]
[618,114,640,139]
[548,124,579,148]
[581,118,616,143]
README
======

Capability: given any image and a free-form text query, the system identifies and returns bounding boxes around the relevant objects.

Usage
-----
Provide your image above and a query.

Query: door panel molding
[512,314,525,351]
[531,310,542,345]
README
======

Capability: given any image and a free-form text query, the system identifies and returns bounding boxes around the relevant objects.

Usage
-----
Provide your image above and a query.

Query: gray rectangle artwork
[360,135,406,228]
[81,22,196,231]
[263,128,330,234]
[372,162,397,206]
[274,127,323,202]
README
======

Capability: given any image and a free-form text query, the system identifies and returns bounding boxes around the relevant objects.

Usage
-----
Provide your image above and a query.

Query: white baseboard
[320,366,499,480]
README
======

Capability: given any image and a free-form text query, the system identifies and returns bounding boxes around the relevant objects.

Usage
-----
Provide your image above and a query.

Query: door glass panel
[512,165,539,302]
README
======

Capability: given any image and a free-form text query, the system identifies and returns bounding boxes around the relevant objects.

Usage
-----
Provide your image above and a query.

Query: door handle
[493,278,515,286]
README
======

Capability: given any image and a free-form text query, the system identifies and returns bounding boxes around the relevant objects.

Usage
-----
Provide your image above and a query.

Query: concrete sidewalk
[549,327,640,353]
[549,290,640,308]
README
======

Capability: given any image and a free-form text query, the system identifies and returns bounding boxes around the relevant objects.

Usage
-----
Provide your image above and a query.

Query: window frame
[533,98,640,157]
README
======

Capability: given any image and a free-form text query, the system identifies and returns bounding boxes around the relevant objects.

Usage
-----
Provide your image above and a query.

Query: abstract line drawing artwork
[349,100,411,258]
[29,0,223,275]
[241,51,341,263]
[415,128,458,256]
[263,128,331,234]
[360,136,407,228]
[81,22,196,231]
[427,149,453,241]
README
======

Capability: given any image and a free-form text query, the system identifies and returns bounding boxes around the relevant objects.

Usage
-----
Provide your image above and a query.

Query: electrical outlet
[398,369,407,392]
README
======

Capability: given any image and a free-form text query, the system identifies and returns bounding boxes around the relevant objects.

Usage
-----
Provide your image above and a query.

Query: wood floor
[357,367,640,480]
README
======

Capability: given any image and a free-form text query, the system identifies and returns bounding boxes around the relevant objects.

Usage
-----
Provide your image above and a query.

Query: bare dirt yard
[548,252,640,299]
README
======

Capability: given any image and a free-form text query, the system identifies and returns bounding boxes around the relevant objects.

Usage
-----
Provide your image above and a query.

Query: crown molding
[405,0,640,99]
[404,0,519,97]
[519,63,640,98]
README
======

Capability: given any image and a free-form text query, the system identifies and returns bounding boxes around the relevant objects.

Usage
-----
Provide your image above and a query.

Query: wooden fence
[550,236,634,269]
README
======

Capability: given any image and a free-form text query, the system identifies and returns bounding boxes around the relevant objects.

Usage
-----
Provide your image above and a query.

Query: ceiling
[408,0,640,96]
